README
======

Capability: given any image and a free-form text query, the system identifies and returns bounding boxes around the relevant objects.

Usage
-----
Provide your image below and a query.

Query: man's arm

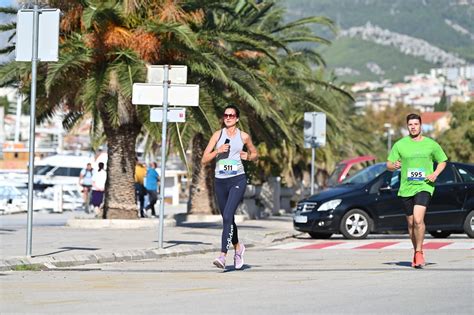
[426,161,447,182]
[386,160,401,171]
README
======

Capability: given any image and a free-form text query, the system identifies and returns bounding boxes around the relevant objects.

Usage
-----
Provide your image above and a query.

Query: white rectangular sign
[147,65,188,84]
[150,108,186,123]
[304,112,326,148]
[132,83,199,106]
[16,9,60,62]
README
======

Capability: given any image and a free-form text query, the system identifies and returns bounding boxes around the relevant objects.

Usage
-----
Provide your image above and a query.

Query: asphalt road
[1,238,473,315]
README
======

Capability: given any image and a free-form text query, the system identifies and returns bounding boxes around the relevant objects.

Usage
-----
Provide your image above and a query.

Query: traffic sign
[304,112,326,148]
[150,108,186,122]
[132,83,199,106]
[131,64,200,249]
[147,65,187,84]
[16,9,60,61]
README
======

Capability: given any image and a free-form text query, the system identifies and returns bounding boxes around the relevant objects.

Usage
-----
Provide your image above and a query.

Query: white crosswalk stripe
[269,242,308,249]
[384,242,416,249]
[440,242,473,250]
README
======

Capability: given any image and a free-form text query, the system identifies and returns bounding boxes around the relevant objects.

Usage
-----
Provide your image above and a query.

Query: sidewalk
[0,206,298,271]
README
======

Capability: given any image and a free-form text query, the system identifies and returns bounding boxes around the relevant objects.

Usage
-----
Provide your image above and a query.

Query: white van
[14,154,107,188]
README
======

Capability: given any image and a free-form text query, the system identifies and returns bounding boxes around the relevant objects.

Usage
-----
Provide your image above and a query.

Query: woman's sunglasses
[223,114,237,119]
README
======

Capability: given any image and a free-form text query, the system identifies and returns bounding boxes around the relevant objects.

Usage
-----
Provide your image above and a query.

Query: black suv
[293,162,474,239]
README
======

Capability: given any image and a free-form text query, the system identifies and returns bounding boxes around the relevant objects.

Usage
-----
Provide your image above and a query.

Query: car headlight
[317,199,342,211]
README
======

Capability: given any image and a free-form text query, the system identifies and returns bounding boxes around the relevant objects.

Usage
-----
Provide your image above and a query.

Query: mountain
[279,0,474,82]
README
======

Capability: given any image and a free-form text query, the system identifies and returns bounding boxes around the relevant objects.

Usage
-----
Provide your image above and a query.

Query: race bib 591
[407,168,426,181]
[218,159,238,175]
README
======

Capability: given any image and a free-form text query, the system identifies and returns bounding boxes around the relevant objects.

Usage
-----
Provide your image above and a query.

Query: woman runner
[202,105,258,269]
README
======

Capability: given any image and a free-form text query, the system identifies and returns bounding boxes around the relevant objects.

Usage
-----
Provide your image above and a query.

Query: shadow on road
[161,240,213,249]
[33,246,100,257]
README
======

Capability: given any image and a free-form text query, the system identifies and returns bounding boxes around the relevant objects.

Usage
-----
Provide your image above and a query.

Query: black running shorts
[400,191,432,216]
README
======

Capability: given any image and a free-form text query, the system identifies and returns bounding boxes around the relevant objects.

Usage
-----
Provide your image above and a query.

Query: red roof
[421,112,449,124]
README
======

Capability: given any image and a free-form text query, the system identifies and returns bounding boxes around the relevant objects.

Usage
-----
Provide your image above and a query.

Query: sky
[0,0,15,7]
[0,0,16,64]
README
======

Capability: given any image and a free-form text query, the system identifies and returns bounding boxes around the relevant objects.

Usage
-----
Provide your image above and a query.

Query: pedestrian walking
[91,162,107,217]
[144,162,159,217]
[78,162,93,212]
[387,113,447,268]
[202,105,258,270]
[134,158,147,218]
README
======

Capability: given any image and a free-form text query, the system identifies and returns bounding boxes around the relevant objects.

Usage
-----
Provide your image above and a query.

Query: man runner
[387,113,447,268]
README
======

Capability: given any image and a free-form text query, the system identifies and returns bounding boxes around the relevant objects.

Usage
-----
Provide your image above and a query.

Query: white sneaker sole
[234,245,246,270]
[213,259,225,269]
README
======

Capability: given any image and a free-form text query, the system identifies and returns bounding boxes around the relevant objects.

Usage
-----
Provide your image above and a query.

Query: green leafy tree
[434,90,448,112]
[438,101,474,163]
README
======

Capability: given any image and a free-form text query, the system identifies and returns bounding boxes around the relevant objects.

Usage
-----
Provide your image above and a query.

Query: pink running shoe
[414,251,425,268]
[234,243,246,270]
[213,255,226,269]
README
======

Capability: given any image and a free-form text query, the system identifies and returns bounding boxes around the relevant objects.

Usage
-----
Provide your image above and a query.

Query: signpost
[303,112,326,195]
[132,65,199,249]
[150,108,186,123]
[132,83,199,107]
[16,5,60,256]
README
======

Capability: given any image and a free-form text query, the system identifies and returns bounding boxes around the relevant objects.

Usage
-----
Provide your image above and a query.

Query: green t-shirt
[387,136,448,197]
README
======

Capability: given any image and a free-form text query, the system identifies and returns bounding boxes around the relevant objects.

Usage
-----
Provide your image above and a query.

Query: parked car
[11,154,105,190]
[326,155,376,187]
[294,162,474,239]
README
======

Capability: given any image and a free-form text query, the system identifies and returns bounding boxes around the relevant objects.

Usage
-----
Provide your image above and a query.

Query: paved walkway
[0,206,297,271]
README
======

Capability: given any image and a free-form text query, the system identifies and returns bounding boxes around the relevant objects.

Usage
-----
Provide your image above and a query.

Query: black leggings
[215,174,247,253]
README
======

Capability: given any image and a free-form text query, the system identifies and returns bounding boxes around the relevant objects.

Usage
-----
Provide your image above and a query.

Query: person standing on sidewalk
[202,105,258,270]
[387,113,447,268]
[91,162,107,217]
[135,158,147,218]
[144,162,159,217]
[79,163,94,212]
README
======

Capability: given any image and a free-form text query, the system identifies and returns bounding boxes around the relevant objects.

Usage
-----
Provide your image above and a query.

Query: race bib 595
[407,168,426,181]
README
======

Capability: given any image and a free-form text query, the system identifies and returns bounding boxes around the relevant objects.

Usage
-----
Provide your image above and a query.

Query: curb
[0,230,298,271]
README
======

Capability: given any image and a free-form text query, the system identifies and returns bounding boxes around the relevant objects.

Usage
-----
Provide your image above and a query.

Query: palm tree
[1,0,356,218]
[0,0,207,218]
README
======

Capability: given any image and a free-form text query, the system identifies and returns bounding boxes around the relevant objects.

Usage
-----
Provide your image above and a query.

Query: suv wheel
[463,211,474,238]
[340,209,371,239]
[429,230,452,238]
[308,232,333,239]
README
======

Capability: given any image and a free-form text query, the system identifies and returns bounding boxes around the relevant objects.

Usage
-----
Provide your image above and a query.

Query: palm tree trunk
[99,88,141,220]
[187,133,219,215]
[101,122,141,219]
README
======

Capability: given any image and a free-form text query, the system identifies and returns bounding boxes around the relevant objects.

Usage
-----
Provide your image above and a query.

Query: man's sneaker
[234,243,246,270]
[213,255,226,269]
[411,251,416,267]
[414,251,425,268]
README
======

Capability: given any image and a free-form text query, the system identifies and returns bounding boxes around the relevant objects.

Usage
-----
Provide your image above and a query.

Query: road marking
[270,241,473,250]
[354,242,399,249]
[422,242,453,249]
[298,242,345,249]
[269,242,309,249]
[440,242,474,250]
[384,242,414,249]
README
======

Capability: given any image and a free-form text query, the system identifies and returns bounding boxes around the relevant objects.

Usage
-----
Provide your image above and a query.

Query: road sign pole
[158,65,170,249]
[311,147,315,195]
[26,3,40,257]
[311,147,315,196]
